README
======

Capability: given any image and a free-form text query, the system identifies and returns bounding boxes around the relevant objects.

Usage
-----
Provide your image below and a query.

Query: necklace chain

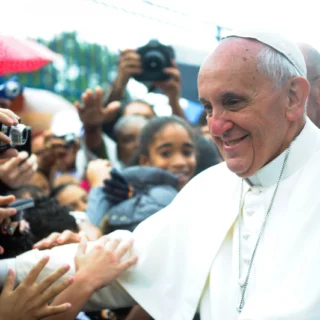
[237,146,291,313]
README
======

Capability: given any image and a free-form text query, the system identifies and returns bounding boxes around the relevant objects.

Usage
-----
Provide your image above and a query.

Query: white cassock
[2,118,320,320]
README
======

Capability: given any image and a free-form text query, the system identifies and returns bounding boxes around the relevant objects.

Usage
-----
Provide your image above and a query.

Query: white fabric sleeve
[12,231,136,310]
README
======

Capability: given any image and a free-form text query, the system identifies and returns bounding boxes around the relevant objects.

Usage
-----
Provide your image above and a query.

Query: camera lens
[143,50,166,72]
[10,124,28,146]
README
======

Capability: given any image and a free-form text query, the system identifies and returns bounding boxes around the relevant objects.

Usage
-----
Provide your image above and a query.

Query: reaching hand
[75,236,138,291]
[33,230,83,250]
[74,87,121,128]
[86,159,112,187]
[0,256,73,320]
[0,152,37,189]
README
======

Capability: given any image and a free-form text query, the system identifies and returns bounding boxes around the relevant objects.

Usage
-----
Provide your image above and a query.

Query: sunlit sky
[1,0,319,65]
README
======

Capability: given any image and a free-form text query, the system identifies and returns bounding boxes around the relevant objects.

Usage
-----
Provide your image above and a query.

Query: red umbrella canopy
[0,34,61,75]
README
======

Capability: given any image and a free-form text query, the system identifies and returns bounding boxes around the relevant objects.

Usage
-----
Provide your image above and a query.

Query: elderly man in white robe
[1,30,319,320]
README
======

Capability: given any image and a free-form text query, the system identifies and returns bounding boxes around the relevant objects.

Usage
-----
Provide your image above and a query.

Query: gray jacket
[87,166,179,231]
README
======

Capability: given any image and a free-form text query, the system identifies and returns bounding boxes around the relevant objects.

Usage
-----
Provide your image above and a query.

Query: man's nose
[208,113,233,137]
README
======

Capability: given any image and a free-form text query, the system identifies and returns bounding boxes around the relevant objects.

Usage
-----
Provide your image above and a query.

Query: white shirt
[202,118,320,319]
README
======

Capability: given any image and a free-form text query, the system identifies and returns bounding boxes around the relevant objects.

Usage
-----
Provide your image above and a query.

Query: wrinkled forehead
[197,38,286,103]
[199,38,262,78]
[198,38,268,98]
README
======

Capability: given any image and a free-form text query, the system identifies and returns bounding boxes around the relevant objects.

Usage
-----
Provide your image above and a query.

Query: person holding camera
[0,80,38,193]
[74,44,187,173]
[0,102,37,193]
[107,47,186,120]
[0,108,37,254]
[0,108,20,160]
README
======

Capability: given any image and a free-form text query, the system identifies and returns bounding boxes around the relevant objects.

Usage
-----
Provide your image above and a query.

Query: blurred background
[2,0,317,116]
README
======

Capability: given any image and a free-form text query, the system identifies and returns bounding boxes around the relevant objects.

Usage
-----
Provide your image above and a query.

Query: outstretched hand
[0,256,73,320]
[86,159,113,187]
[33,230,83,250]
[74,87,121,128]
[75,236,138,291]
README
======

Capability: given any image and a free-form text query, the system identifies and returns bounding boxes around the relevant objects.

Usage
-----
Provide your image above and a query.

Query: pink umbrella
[0,34,61,75]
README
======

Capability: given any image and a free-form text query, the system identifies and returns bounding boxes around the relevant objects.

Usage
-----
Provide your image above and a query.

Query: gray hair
[113,115,148,140]
[219,36,307,113]
[256,45,301,88]
[256,45,308,113]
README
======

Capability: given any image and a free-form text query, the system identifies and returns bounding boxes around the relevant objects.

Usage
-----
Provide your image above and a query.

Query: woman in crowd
[51,182,88,212]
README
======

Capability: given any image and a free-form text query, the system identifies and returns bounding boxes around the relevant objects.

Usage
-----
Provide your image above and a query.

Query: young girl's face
[56,184,88,212]
[140,123,196,188]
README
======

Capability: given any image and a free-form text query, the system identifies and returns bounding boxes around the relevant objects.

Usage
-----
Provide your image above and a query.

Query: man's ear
[286,77,310,121]
[139,155,150,166]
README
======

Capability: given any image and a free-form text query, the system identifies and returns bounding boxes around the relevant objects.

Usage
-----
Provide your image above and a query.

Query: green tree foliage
[15,31,118,102]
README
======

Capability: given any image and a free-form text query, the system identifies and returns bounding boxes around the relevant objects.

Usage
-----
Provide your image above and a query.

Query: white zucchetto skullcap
[222,29,307,77]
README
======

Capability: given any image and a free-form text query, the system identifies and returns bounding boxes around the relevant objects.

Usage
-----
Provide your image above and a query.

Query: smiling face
[198,38,308,177]
[139,123,196,188]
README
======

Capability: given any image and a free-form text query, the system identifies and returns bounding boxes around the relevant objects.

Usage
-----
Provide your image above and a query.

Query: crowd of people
[0,43,222,320]
[1,29,320,320]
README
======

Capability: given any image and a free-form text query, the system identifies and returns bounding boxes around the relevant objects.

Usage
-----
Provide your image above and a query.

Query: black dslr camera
[0,121,31,154]
[133,39,174,82]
